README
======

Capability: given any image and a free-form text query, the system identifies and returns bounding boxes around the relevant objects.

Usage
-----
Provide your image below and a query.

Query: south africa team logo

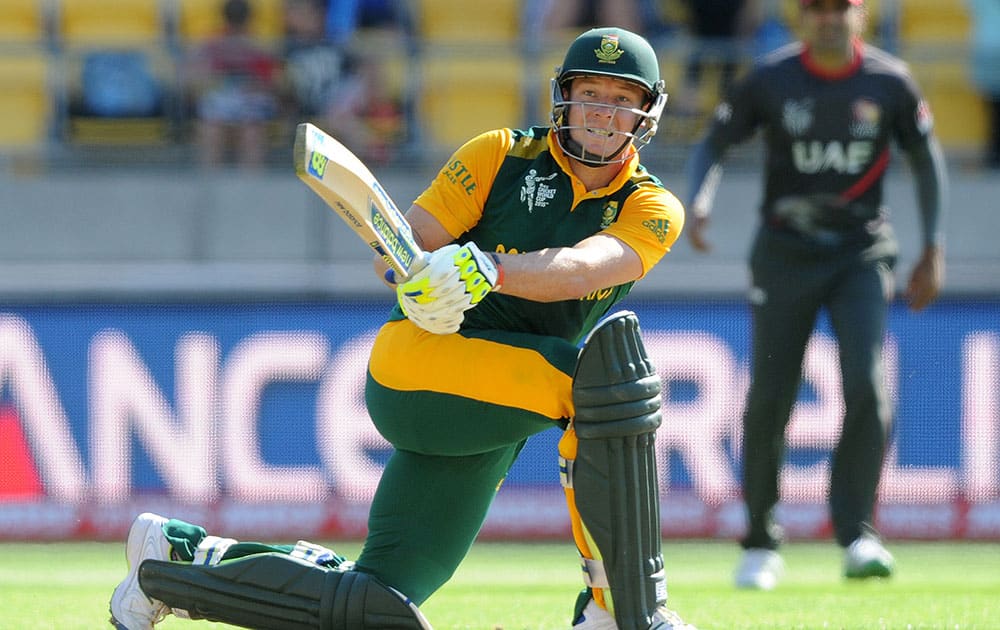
[595,35,624,64]
[600,201,619,229]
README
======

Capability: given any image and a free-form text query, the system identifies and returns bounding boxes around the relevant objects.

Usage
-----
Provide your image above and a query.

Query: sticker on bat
[307,151,328,179]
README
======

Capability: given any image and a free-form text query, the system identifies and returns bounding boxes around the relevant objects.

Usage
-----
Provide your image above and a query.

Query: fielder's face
[801,0,865,55]
[563,75,648,159]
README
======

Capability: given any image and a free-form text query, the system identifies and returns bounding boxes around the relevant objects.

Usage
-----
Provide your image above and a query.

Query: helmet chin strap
[557,128,631,167]
[556,104,635,167]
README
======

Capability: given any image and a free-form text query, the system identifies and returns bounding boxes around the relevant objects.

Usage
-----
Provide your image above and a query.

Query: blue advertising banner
[0,298,997,540]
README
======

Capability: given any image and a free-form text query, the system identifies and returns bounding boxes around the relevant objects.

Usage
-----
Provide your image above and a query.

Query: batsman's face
[564,76,647,157]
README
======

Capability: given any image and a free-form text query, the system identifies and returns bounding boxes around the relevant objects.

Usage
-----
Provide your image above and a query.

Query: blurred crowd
[2,0,996,171]
[9,0,415,170]
[189,0,757,170]
[183,0,410,168]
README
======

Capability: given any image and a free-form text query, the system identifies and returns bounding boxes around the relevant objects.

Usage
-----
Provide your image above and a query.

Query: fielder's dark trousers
[740,227,895,550]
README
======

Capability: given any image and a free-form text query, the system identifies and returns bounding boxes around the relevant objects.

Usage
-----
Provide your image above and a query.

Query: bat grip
[384,251,428,285]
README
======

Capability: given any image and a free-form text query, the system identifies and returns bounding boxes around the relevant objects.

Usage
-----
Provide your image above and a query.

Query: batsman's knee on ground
[138,553,432,630]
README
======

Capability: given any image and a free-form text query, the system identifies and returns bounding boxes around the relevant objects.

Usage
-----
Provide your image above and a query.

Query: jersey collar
[800,37,864,80]
[547,129,640,209]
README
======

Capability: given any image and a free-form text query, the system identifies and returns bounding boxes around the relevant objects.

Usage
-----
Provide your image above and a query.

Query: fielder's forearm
[684,139,725,218]
[907,135,948,249]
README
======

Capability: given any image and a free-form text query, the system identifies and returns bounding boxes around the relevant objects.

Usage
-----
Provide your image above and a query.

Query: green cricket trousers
[161,319,580,608]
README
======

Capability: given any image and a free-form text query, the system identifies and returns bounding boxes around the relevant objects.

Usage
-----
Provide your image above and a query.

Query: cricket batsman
[110,26,695,629]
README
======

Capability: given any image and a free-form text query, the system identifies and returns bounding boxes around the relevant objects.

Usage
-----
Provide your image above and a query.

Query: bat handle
[385,252,429,285]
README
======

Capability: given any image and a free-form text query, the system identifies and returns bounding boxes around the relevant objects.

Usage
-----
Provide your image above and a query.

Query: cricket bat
[293,122,426,281]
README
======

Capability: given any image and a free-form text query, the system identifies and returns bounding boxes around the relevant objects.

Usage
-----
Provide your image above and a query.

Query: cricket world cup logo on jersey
[521,169,558,214]
[782,99,814,136]
[850,98,881,138]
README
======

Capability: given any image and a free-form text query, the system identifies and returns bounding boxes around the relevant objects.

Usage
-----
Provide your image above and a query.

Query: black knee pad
[572,311,666,630]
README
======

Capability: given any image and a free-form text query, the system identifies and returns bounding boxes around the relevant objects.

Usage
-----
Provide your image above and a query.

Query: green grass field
[1,540,996,629]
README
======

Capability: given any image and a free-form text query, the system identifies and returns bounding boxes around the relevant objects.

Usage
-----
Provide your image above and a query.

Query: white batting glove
[398,298,467,334]
[397,242,503,335]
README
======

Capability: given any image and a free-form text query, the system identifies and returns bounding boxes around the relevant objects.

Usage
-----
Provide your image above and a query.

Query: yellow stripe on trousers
[368,320,575,421]
[559,426,611,612]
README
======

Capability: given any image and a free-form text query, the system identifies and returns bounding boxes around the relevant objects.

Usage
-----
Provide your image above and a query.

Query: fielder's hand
[905,245,943,312]
[687,215,711,252]
[397,242,503,334]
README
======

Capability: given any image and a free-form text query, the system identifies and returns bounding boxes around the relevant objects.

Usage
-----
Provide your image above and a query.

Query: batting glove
[397,242,503,334]
[452,241,503,303]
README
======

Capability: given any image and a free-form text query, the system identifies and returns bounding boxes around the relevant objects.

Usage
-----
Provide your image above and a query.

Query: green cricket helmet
[551,27,668,165]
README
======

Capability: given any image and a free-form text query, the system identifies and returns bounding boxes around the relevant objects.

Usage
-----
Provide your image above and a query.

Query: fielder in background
[684,0,947,591]
[109,27,696,630]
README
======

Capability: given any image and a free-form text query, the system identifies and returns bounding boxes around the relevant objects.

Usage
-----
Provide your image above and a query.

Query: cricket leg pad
[138,553,432,630]
[571,311,666,630]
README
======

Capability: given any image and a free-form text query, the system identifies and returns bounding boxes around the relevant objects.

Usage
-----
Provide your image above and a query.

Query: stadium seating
[54,0,165,48]
[173,0,285,48]
[896,1,980,149]
[420,53,526,150]
[417,0,521,45]
[48,0,174,147]
[61,45,176,146]
[898,0,969,44]
[414,0,525,149]
[910,59,987,149]
[0,51,53,148]
[0,0,51,49]
[0,0,983,158]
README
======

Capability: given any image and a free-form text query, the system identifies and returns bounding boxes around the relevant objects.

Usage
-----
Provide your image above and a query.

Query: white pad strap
[559,455,574,489]
[581,556,610,589]
[192,535,237,566]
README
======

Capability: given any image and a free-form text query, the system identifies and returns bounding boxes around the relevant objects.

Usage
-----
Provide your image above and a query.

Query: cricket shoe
[844,534,894,579]
[734,548,784,590]
[651,606,698,630]
[572,595,697,629]
[109,513,173,630]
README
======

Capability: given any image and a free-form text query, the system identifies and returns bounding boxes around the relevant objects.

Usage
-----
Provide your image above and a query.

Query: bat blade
[293,122,425,280]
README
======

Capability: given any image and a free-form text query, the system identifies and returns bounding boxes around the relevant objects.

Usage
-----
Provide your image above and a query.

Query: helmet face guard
[551,77,667,165]
[550,28,667,165]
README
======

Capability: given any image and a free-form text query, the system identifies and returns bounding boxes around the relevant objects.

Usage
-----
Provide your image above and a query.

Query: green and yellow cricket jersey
[367,126,684,446]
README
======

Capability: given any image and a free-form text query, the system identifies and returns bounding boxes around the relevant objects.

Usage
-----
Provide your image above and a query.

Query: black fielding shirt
[689,39,944,240]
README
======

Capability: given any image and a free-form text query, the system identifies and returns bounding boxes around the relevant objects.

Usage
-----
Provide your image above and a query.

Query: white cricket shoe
[734,548,784,590]
[109,513,172,630]
[651,605,698,630]
[844,535,894,579]
[572,598,618,630]
[572,598,697,630]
